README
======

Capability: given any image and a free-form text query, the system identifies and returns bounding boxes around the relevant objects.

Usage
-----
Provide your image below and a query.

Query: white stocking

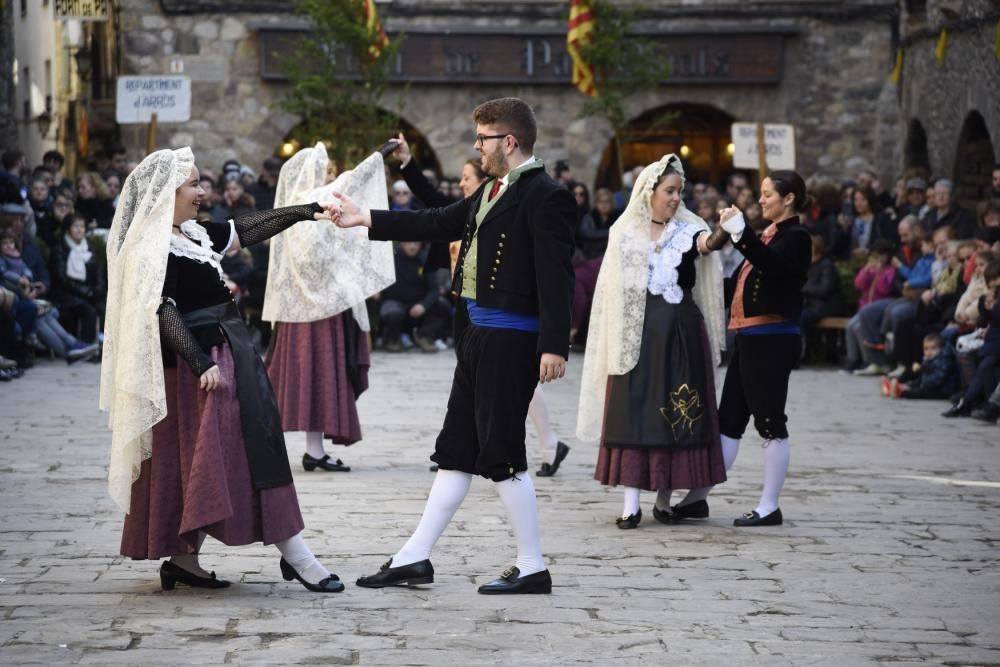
[275,532,330,585]
[495,474,546,576]
[721,435,741,471]
[622,486,641,518]
[305,431,326,459]
[170,531,208,576]
[756,438,790,517]
[393,469,473,567]
[528,387,559,464]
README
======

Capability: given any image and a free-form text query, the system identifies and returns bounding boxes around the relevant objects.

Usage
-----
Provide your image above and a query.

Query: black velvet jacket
[729,217,812,322]
[370,167,576,358]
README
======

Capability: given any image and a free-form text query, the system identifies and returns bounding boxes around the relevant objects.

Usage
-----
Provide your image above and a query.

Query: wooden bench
[816,317,850,331]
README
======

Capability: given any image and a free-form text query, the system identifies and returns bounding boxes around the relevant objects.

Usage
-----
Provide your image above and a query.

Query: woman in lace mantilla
[102,147,344,593]
[578,154,731,529]
[263,143,395,474]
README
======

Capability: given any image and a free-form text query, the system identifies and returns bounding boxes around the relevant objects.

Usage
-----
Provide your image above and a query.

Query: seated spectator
[246,157,281,211]
[572,187,619,344]
[851,186,897,255]
[800,234,843,356]
[977,199,1000,231]
[49,211,106,343]
[379,242,451,352]
[0,150,28,203]
[221,246,254,298]
[1,204,49,297]
[571,182,590,224]
[854,236,935,375]
[944,249,995,342]
[212,174,257,224]
[844,240,899,372]
[43,150,73,191]
[0,285,26,380]
[972,372,1000,422]
[390,180,415,211]
[101,169,122,209]
[198,174,221,219]
[924,179,975,239]
[943,259,1000,417]
[76,171,115,229]
[857,168,895,214]
[881,333,957,399]
[895,177,928,221]
[27,177,57,247]
[0,229,97,362]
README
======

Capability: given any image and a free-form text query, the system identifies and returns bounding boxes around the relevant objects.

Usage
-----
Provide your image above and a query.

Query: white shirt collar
[499,155,537,186]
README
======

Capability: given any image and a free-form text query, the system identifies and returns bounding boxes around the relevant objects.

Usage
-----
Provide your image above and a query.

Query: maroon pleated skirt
[120,344,304,559]
[267,313,369,443]
[594,296,727,492]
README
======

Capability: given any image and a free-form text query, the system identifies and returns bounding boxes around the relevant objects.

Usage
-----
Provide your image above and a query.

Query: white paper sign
[115,76,191,124]
[731,123,796,171]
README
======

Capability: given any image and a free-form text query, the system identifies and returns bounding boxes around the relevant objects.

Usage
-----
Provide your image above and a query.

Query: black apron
[183,302,293,490]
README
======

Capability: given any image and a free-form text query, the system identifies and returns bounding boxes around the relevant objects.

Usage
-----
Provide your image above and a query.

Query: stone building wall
[116,0,913,188]
[898,0,1000,181]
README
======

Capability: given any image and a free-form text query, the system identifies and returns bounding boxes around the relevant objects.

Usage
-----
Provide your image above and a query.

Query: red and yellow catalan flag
[362,0,389,60]
[567,0,596,97]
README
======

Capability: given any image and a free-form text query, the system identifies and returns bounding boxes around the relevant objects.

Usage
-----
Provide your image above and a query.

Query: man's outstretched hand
[539,353,565,384]
[328,192,371,229]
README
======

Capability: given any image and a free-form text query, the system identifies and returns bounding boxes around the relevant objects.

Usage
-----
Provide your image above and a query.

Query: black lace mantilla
[234,203,323,247]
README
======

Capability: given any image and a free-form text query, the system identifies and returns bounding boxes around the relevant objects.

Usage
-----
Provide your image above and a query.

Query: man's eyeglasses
[474,134,509,147]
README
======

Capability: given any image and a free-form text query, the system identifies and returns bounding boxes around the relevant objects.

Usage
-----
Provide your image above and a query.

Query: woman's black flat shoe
[616,508,642,529]
[159,560,231,591]
[280,558,345,593]
[302,453,351,472]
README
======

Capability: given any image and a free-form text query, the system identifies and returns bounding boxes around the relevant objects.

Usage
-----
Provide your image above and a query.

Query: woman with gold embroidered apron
[577,155,731,529]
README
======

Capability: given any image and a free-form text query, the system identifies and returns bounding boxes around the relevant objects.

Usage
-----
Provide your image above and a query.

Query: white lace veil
[262,144,395,329]
[576,153,726,442]
[100,147,195,511]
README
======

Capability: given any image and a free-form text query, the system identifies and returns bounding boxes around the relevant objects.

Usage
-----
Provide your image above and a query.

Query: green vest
[460,158,545,299]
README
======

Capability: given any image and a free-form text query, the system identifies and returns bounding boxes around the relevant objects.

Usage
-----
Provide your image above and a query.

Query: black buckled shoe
[356,558,434,588]
[302,453,351,472]
[477,567,552,595]
[942,399,971,418]
[652,505,677,524]
[671,499,709,520]
[615,508,642,529]
[159,560,231,591]
[733,508,783,527]
[279,558,345,593]
[536,441,571,477]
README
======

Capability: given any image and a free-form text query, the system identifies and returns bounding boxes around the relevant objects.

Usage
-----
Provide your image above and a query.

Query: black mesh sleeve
[703,227,732,251]
[233,203,324,247]
[157,298,217,377]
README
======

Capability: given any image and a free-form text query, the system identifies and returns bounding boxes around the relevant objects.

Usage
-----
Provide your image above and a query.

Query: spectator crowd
[2,141,998,426]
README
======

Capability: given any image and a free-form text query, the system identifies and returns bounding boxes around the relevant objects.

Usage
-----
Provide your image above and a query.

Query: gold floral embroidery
[659,383,703,439]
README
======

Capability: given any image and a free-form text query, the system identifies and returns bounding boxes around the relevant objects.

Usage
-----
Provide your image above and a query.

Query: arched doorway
[953,110,996,206]
[274,112,441,178]
[595,103,736,191]
[903,119,930,175]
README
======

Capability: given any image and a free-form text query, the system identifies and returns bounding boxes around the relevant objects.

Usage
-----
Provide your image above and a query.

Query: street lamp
[35,110,53,138]
[74,47,93,82]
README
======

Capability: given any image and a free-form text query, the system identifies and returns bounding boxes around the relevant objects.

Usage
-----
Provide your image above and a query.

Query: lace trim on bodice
[647,220,701,304]
[168,220,227,279]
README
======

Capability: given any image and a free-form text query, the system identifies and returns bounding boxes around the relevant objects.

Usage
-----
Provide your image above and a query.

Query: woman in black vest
[711,171,812,526]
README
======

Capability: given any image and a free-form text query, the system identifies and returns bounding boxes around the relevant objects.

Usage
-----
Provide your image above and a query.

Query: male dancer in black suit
[330,97,576,594]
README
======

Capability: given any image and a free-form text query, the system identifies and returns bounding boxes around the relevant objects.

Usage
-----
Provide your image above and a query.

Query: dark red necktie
[488,179,502,201]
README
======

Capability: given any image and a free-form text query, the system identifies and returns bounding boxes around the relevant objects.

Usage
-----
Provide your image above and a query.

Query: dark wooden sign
[258,28,787,85]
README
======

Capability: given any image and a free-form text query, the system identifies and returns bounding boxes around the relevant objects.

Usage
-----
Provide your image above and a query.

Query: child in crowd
[881,333,957,399]
[0,230,98,362]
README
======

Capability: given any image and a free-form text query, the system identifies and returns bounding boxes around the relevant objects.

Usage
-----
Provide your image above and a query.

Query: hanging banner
[55,0,110,21]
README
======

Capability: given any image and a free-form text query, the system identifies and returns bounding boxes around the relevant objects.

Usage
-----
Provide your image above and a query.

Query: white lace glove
[721,210,746,242]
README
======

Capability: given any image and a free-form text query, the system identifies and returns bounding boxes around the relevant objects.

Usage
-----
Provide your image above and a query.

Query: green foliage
[576,0,670,133]
[280,0,405,169]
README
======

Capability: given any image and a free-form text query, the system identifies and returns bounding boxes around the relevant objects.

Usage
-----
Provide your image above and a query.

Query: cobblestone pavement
[1,352,998,666]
